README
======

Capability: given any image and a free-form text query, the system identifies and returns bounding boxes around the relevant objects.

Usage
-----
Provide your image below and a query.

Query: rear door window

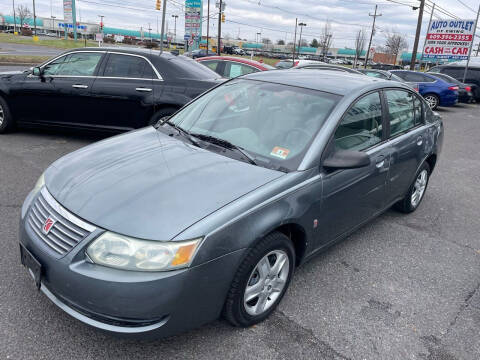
[386,90,419,137]
[200,60,220,72]
[103,54,156,79]
[334,92,383,151]
[223,62,258,78]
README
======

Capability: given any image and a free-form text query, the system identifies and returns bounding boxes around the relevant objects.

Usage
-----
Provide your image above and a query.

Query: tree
[319,21,333,61]
[382,31,408,65]
[276,39,285,45]
[261,38,272,44]
[310,38,319,48]
[300,39,308,47]
[16,5,31,28]
[354,29,366,67]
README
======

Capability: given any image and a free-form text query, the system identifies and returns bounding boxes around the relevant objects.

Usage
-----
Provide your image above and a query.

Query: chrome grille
[27,188,96,256]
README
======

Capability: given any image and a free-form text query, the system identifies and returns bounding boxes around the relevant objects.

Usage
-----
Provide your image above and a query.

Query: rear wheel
[394,162,430,213]
[223,232,294,327]
[0,96,14,134]
[424,94,439,110]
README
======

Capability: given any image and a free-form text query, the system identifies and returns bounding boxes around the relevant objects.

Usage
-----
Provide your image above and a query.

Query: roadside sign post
[463,5,480,83]
[419,3,435,71]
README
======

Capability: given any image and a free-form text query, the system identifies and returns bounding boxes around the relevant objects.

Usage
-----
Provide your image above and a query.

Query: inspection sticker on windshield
[271,147,290,159]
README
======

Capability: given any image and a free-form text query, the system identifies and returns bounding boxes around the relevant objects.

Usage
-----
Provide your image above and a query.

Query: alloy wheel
[424,95,438,109]
[411,169,428,208]
[0,103,4,127]
[243,250,290,316]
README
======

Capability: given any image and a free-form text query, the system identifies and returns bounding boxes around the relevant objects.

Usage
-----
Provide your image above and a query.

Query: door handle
[72,84,88,89]
[416,136,423,146]
[136,87,152,92]
[375,155,385,169]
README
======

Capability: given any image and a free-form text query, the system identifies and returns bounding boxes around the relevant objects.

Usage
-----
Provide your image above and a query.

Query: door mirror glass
[32,67,43,76]
[323,150,371,169]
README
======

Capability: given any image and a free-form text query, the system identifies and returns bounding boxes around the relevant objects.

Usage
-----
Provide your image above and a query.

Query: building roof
[1,15,44,27]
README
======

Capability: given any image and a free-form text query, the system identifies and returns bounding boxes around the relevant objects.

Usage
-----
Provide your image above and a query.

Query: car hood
[45,127,283,240]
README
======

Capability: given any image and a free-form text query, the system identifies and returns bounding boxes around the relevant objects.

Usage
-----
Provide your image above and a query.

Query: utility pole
[32,0,37,35]
[217,0,223,55]
[206,0,210,51]
[12,0,16,34]
[160,0,167,53]
[419,2,435,71]
[298,22,306,59]
[410,0,425,70]
[172,15,178,47]
[293,18,298,62]
[365,5,381,69]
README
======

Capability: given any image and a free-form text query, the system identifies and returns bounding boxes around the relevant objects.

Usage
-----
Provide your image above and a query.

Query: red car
[196,56,275,78]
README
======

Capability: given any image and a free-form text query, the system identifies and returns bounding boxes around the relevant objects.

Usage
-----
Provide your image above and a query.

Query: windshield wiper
[190,133,258,166]
[159,119,200,147]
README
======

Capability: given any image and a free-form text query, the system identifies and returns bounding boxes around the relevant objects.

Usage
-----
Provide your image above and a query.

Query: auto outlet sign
[423,19,476,60]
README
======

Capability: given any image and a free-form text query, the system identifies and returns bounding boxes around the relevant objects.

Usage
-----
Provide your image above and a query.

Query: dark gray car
[18,70,443,338]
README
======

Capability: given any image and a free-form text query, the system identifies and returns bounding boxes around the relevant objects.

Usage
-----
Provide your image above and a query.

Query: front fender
[179,168,322,267]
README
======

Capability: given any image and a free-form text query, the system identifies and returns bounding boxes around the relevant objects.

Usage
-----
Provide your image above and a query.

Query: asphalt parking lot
[0,102,479,360]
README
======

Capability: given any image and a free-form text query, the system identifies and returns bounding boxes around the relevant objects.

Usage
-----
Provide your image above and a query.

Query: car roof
[62,47,177,59]
[243,69,392,95]
[196,56,269,69]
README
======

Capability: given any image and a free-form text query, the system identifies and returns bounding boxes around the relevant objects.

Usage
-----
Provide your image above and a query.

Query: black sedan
[428,72,475,103]
[0,47,223,133]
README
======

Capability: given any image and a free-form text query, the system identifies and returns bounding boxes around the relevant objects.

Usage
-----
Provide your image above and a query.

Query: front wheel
[424,94,440,110]
[223,232,295,327]
[394,162,430,213]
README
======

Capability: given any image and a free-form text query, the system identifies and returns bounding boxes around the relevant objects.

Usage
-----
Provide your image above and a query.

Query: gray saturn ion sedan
[19,70,443,338]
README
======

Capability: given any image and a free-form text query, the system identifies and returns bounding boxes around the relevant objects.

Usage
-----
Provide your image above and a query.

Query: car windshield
[168,79,341,171]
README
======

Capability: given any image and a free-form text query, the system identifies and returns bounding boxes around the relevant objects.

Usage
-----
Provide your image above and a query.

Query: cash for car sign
[423,19,476,60]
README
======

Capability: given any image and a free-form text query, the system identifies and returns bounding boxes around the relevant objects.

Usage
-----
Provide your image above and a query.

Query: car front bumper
[19,213,246,339]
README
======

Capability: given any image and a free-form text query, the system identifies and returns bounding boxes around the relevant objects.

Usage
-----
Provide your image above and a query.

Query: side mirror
[32,66,43,77]
[323,150,371,170]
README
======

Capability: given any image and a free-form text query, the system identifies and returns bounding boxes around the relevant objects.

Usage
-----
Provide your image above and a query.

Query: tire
[223,231,295,327]
[148,107,178,126]
[424,93,440,110]
[394,162,431,213]
[0,95,14,134]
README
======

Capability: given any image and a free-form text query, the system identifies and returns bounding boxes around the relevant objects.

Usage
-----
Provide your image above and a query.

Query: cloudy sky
[1,0,479,49]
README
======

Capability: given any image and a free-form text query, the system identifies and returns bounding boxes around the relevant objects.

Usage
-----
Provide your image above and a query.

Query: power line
[455,0,477,13]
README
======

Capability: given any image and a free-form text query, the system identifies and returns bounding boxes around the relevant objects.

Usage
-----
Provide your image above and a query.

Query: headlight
[32,173,45,195]
[86,232,202,271]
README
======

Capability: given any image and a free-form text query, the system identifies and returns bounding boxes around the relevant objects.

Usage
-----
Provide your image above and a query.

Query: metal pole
[12,0,16,33]
[463,5,480,83]
[217,0,222,55]
[292,18,297,62]
[365,5,381,69]
[476,41,480,56]
[207,0,210,51]
[32,0,37,35]
[410,0,425,70]
[419,3,435,71]
[72,0,77,40]
[298,24,303,58]
[160,0,167,53]
[172,15,177,47]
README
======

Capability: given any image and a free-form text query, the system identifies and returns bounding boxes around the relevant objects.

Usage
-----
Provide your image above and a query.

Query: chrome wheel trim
[411,169,428,208]
[244,250,290,316]
[424,95,438,109]
[0,103,4,127]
